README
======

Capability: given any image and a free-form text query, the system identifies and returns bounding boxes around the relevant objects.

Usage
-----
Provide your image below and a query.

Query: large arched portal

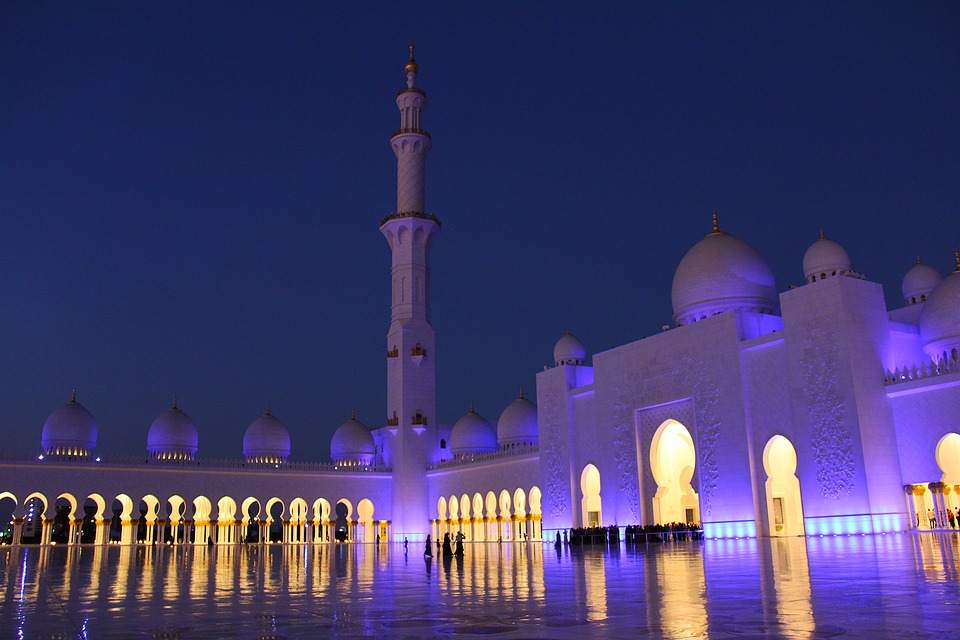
[763,435,805,536]
[580,464,602,528]
[650,420,700,526]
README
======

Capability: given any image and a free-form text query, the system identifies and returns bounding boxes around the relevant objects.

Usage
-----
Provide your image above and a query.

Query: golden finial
[351,408,357,420]
[917,255,922,265]
[518,386,524,400]
[706,210,728,236]
[954,248,959,272]
[469,402,475,414]
[819,228,825,239]
[172,395,178,410]
[70,389,77,403]
[265,402,271,416]
[405,39,419,75]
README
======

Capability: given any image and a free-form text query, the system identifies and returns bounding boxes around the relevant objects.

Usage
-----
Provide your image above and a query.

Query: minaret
[380,44,440,539]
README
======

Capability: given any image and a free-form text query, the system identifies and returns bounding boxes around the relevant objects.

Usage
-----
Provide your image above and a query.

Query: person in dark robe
[555,531,561,548]
[442,532,453,557]
[454,531,464,556]
[424,534,432,557]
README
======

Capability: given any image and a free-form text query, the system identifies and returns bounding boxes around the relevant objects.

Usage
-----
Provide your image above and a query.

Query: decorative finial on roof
[351,408,357,420]
[172,395,178,410]
[518,386,524,400]
[405,39,419,76]
[705,210,728,236]
[265,402,271,416]
[819,228,825,239]
[469,402,475,414]
[917,255,922,264]
[70,389,77,403]
[954,248,960,273]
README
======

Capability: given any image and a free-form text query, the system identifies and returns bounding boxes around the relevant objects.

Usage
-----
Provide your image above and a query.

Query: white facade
[1,50,959,547]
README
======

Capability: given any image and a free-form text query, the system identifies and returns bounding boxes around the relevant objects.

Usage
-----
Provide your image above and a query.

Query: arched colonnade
[432,486,542,543]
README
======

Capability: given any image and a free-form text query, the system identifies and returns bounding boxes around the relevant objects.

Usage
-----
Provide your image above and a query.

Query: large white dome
[243,407,291,463]
[919,255,960,363]
[147,400,199,460]
[802,233,851,282]
[497,390,538,447]
[330,414,375,465]
[40,392,97,456]
[902,258,942,306]
[672,218,777,326]
[554,331,586,366]
[451,407,497,456]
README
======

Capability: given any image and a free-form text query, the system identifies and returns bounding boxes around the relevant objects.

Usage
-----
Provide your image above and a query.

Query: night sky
[1,3,957,460]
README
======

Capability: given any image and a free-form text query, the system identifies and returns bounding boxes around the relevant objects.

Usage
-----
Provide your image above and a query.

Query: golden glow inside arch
[580,463,602,527]
[762,435,805,536]
[936,433,960,484]
[650,420,699,526]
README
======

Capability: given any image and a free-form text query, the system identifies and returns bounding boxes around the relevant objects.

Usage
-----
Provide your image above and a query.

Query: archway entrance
[763,435,805,536]
[580,464,602,528]
[650,420,700,526]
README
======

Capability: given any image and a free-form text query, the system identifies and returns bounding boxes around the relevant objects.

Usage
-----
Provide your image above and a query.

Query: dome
[919,253,960,363]
[147,400,199,460]
[902,258,942,306]
[497,389,538,448]
[330,413,375,465]
[554,331,586,366]
[40,392,97,456]
[243,406,291,463]
[802,232,852,282]
[671,216,777,326]
[450,407,497,456]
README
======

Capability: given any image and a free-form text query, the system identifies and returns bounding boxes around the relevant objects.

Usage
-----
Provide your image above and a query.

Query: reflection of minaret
[381,43,440,538]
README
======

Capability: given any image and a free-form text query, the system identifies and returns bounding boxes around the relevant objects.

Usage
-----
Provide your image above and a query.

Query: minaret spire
[380,45,440,540]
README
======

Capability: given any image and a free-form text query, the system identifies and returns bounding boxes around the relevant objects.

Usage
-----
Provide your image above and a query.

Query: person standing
[424,535,432,557]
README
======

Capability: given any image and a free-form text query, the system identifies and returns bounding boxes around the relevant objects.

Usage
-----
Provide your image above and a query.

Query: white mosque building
[1,49,958,546]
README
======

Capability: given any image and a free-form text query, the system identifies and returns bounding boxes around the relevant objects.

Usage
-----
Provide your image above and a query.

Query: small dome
[497,389,538,447]
[451,407,497,456]
[554,331,587,366]
[147,400,198,460]
[330,413,375,465]
[802,231,852,282]
[243,406,291,463]
[41,392,97,456]
[672,215,777,326]
[919,253,960,363]
[902,258,942,306]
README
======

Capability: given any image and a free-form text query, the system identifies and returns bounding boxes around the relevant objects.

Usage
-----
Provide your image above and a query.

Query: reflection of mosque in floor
[1,48,959,546]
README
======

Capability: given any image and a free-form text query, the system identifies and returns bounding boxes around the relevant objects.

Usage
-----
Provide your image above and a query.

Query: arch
[529,486,542,515]
[437,495,447,520]
[217,496,237,521]
[485,491,497,516]
[650,420,700,525]
[936,433,960,484]
[56,492,78,520]
[84,493,106,521]
[313,498,331,522]
[265,497,286,543]
[0,493,17,544]
[289,497,309,543]
[336,498,353,520]
[580,464,602,527]
[471,493,485,541]
[448,494,459,520]
[762,435,805,536]
[459,494,470,520]
[513,488,527,518]
[357,499,375,543]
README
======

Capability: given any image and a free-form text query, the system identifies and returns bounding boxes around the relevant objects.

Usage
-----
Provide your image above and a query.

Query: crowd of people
[553,522,703,547]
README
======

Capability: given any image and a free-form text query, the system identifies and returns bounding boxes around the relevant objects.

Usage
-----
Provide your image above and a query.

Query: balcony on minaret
[411,411,428,426]
[411,343,427,365]
[386,412,399,427]
[379,210,441,228]
[386,346,399,359]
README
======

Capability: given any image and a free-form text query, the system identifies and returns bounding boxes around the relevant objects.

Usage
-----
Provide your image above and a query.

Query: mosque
[1,49,958,546]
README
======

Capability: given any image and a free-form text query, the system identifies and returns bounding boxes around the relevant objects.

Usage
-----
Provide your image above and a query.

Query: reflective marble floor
[1,533,958,639]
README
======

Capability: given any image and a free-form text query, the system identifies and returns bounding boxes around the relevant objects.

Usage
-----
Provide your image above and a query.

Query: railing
[396,87,425,97]
[391,127,431,138]
[884,356,960,386]
[379,211,441,229]
[428,444,539,470]
[0,451,389,473]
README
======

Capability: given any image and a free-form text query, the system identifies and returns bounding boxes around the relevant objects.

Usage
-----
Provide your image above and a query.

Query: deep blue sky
[1,3,957,460]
